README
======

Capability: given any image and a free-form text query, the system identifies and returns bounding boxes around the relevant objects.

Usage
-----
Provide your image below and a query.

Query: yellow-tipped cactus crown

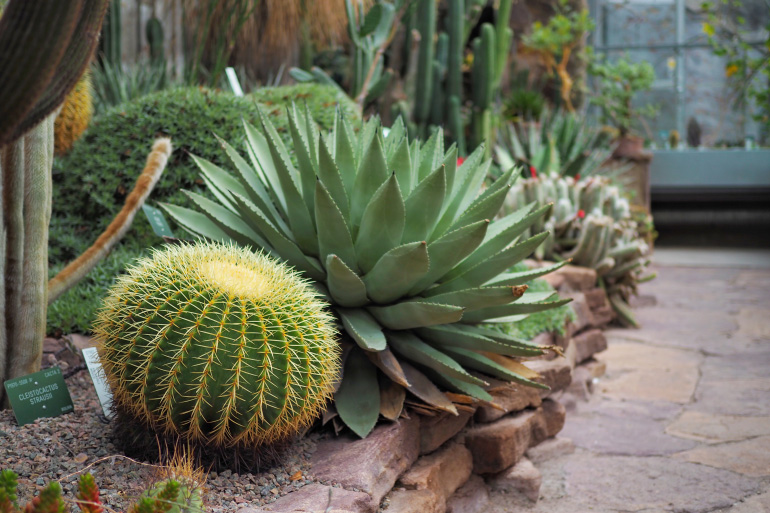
[93,241,340,448]
[54,69,93,155]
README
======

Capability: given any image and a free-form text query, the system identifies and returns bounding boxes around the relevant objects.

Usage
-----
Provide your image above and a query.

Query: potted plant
[588,55,657,158]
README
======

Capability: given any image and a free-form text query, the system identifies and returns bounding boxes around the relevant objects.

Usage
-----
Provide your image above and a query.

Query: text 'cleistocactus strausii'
[93,241,340,448]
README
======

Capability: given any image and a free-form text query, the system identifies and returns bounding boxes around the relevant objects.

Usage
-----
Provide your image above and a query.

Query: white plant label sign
[82,347,115,419]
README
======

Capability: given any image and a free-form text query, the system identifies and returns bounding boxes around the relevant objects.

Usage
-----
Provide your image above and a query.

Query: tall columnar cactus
[504,175,655,327]
[54,70,94,156]
[163,107,569,437]
[0,0,108,406]
[94,242,339,447]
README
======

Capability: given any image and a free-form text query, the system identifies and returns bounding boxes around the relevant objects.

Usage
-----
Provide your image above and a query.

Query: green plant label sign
[3,367,74,426]
[142,203,174,238]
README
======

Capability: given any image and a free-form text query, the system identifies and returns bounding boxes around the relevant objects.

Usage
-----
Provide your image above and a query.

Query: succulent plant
[54,69,93,156]
[93,241,339,448]
[131,479,204,513]
[162,107,569,437]
[503,174,655,327]
[495,108,612,179]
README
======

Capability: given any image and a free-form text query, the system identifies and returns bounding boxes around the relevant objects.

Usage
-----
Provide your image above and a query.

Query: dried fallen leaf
[290,471,302,481]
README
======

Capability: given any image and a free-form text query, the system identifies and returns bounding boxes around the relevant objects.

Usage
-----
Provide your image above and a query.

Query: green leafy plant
[503,89,547,121]
[94,242,339,448]
[521,0,594,112]
[588,56,657,138]
[496,108,612,179]
[504,175,655,326]
[702,0,770,141]
[163,107,569,437]
[90,60,169,114]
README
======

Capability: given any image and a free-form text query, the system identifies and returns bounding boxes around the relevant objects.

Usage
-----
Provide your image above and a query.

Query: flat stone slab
[382,489,443,513]
[445,475,489,513]
[399,443,473,502]
[561,453,760,513]
[695,353,770,415]
[595,341,701,404]
[666,411,770,443]
[673,436,770,477]
[736,308,770,340]
[561,399,698,456]
[241,484,375,513]
[310,416,420,504]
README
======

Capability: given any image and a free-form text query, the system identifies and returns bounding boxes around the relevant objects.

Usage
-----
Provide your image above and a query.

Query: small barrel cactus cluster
[93,242,339,448]
[504,174,655,326]
[162,106,569,437]
[0,469,203,513]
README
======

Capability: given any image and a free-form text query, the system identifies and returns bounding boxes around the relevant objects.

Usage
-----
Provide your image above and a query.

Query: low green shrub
[250,83,361,140]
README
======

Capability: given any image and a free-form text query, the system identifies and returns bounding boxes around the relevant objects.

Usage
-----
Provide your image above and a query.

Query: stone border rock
[240,265,612,513]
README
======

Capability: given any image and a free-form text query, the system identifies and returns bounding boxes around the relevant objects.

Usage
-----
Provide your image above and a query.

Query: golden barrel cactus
[93,241,340,448]
[54,69,93,155]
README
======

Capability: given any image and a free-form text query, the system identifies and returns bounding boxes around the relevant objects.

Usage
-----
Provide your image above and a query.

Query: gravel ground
[0,339,325,512]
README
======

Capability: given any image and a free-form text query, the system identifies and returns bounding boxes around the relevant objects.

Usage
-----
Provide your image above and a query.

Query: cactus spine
[94,242,339,448]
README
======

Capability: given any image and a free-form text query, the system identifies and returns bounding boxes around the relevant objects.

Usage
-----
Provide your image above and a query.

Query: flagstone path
[487,251,770,513]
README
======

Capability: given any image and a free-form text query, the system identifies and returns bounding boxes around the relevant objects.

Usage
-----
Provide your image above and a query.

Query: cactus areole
[93,242,339,447]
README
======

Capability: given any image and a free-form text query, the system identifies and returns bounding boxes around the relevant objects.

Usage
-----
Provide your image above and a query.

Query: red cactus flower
[577,209,586,219]
[457,156,465,166]
[575,174,581,181]
[529,166,537,178]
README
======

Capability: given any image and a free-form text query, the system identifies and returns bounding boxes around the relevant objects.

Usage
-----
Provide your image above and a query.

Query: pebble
[0,345,325,511]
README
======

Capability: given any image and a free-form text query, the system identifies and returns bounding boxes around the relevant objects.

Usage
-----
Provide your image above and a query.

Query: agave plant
[162,106,569,437]
[496,108,612,179]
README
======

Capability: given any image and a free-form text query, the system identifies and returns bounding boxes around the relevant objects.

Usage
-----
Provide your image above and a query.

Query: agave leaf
[417,324,544,357]
[366,348,410,387]
[315,181,358,272]
[356,116,380,164]
[192,154,244,207]
[481,352,541,380]
[408,219,489,295]
[303,103,320,164]
[398,360,458,415]
[432,150,488,240]
[461,297,572,323]
[421,285,527,311]
[385,117,406,157]
[486,260,569,287]
[335,111,358,195]
[379,378,406,421]
[335,348,381,438]
[368,300,464,330]
[440,347,548,389]
[440,145,458,205]
[356,174,406,273]
[183,191,270,250]
[338,308,387,351]
[402,164,447,243]
[242,120,287,215]
[428,231,550,294]
[363,241,429,304]
[387,331,488,386]
[483,201,536,243]
[160,203,233,243]
[417,128,443,181]
[199,173,236,213]
[427,370,494,402]
[288,105,318,211]
[230,192,326,281]
[460,324,545,353]
[259,112,319,255]
[450,204,552,279]
[389,136,413,197]
[318,136,350,221]
[453,166,517,225]
[350,131,389,233]
[218,135,289,230]
[326,255,369,307]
